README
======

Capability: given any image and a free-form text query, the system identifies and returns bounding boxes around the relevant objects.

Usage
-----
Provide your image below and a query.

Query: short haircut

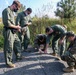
[26,8,32,13]
[12,1,21,8]
[39,35,44,41]
[45,27,50,33]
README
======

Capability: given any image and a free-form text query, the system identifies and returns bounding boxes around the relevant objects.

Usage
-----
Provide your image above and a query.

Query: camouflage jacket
[68,37,76,55]
[34,34,47,45]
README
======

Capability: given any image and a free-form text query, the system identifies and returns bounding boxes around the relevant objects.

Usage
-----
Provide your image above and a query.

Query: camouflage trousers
[61,51,76,67]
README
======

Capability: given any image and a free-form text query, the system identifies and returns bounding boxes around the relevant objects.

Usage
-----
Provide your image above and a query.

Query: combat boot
[16,56,25,62]
[7,63,15,68]
[50,53,57,56]
[63,67,74,72]
[55,56,61,60]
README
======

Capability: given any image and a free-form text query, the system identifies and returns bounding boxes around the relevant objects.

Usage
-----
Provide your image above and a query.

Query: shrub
[0,35,4,48]
[0,18,76,48]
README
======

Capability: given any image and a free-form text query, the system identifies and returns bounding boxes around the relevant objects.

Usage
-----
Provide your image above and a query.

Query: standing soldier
[2,1,23,68]
[16,8,32,52]
[61,31,76,72]
[34,34,47,53]
[45,24,67,58]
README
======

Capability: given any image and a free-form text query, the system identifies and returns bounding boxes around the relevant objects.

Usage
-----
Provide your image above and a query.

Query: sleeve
[69,41,76,54]
[2,9,12,27]
[57,27,66,39]
[60,33,66,40]
[46,34,52,44]
[34,35,39,44]
[60,29,66,39]
[60,29,67,39]
[54,25,67,39]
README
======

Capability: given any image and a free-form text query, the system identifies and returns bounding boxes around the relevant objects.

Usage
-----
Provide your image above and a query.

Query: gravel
[0,47,76,75]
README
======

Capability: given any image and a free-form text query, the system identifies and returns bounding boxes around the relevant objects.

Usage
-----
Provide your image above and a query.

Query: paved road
[0,48,76,75]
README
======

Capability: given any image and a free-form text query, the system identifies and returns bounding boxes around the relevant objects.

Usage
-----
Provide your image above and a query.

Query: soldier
[44,24,67,57]
[34,34,47,53]
[16,8,32,52]
[61,31,76,72]
[2,1,23,68]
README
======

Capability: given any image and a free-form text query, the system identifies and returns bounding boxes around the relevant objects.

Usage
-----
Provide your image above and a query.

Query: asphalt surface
[0,47,76,75]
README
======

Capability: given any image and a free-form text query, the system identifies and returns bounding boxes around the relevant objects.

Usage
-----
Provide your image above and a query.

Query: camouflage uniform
[2,7,22,65]
[46,24,67,56]
[34,34,47,52]
[61,37,76,67]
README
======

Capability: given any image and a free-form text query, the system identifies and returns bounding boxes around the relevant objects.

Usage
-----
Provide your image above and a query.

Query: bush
[29,18,60,44]
[0,18,76,48]
[0,35,4,48]
[0,23,3,49]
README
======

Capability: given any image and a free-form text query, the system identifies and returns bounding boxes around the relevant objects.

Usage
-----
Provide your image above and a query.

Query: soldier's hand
[18,29,21,32]
[26,22,32,25]
[16,25,21,30]
[39,49,44,53]
[58,39,64,44]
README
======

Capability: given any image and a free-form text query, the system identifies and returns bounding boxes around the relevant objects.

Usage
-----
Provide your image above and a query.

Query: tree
[34,3,53,18]
[55,0,76,23]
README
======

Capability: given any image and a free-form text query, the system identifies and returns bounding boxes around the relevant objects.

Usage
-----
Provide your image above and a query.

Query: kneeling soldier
[61,31,76,72]
[34,34,47,53]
